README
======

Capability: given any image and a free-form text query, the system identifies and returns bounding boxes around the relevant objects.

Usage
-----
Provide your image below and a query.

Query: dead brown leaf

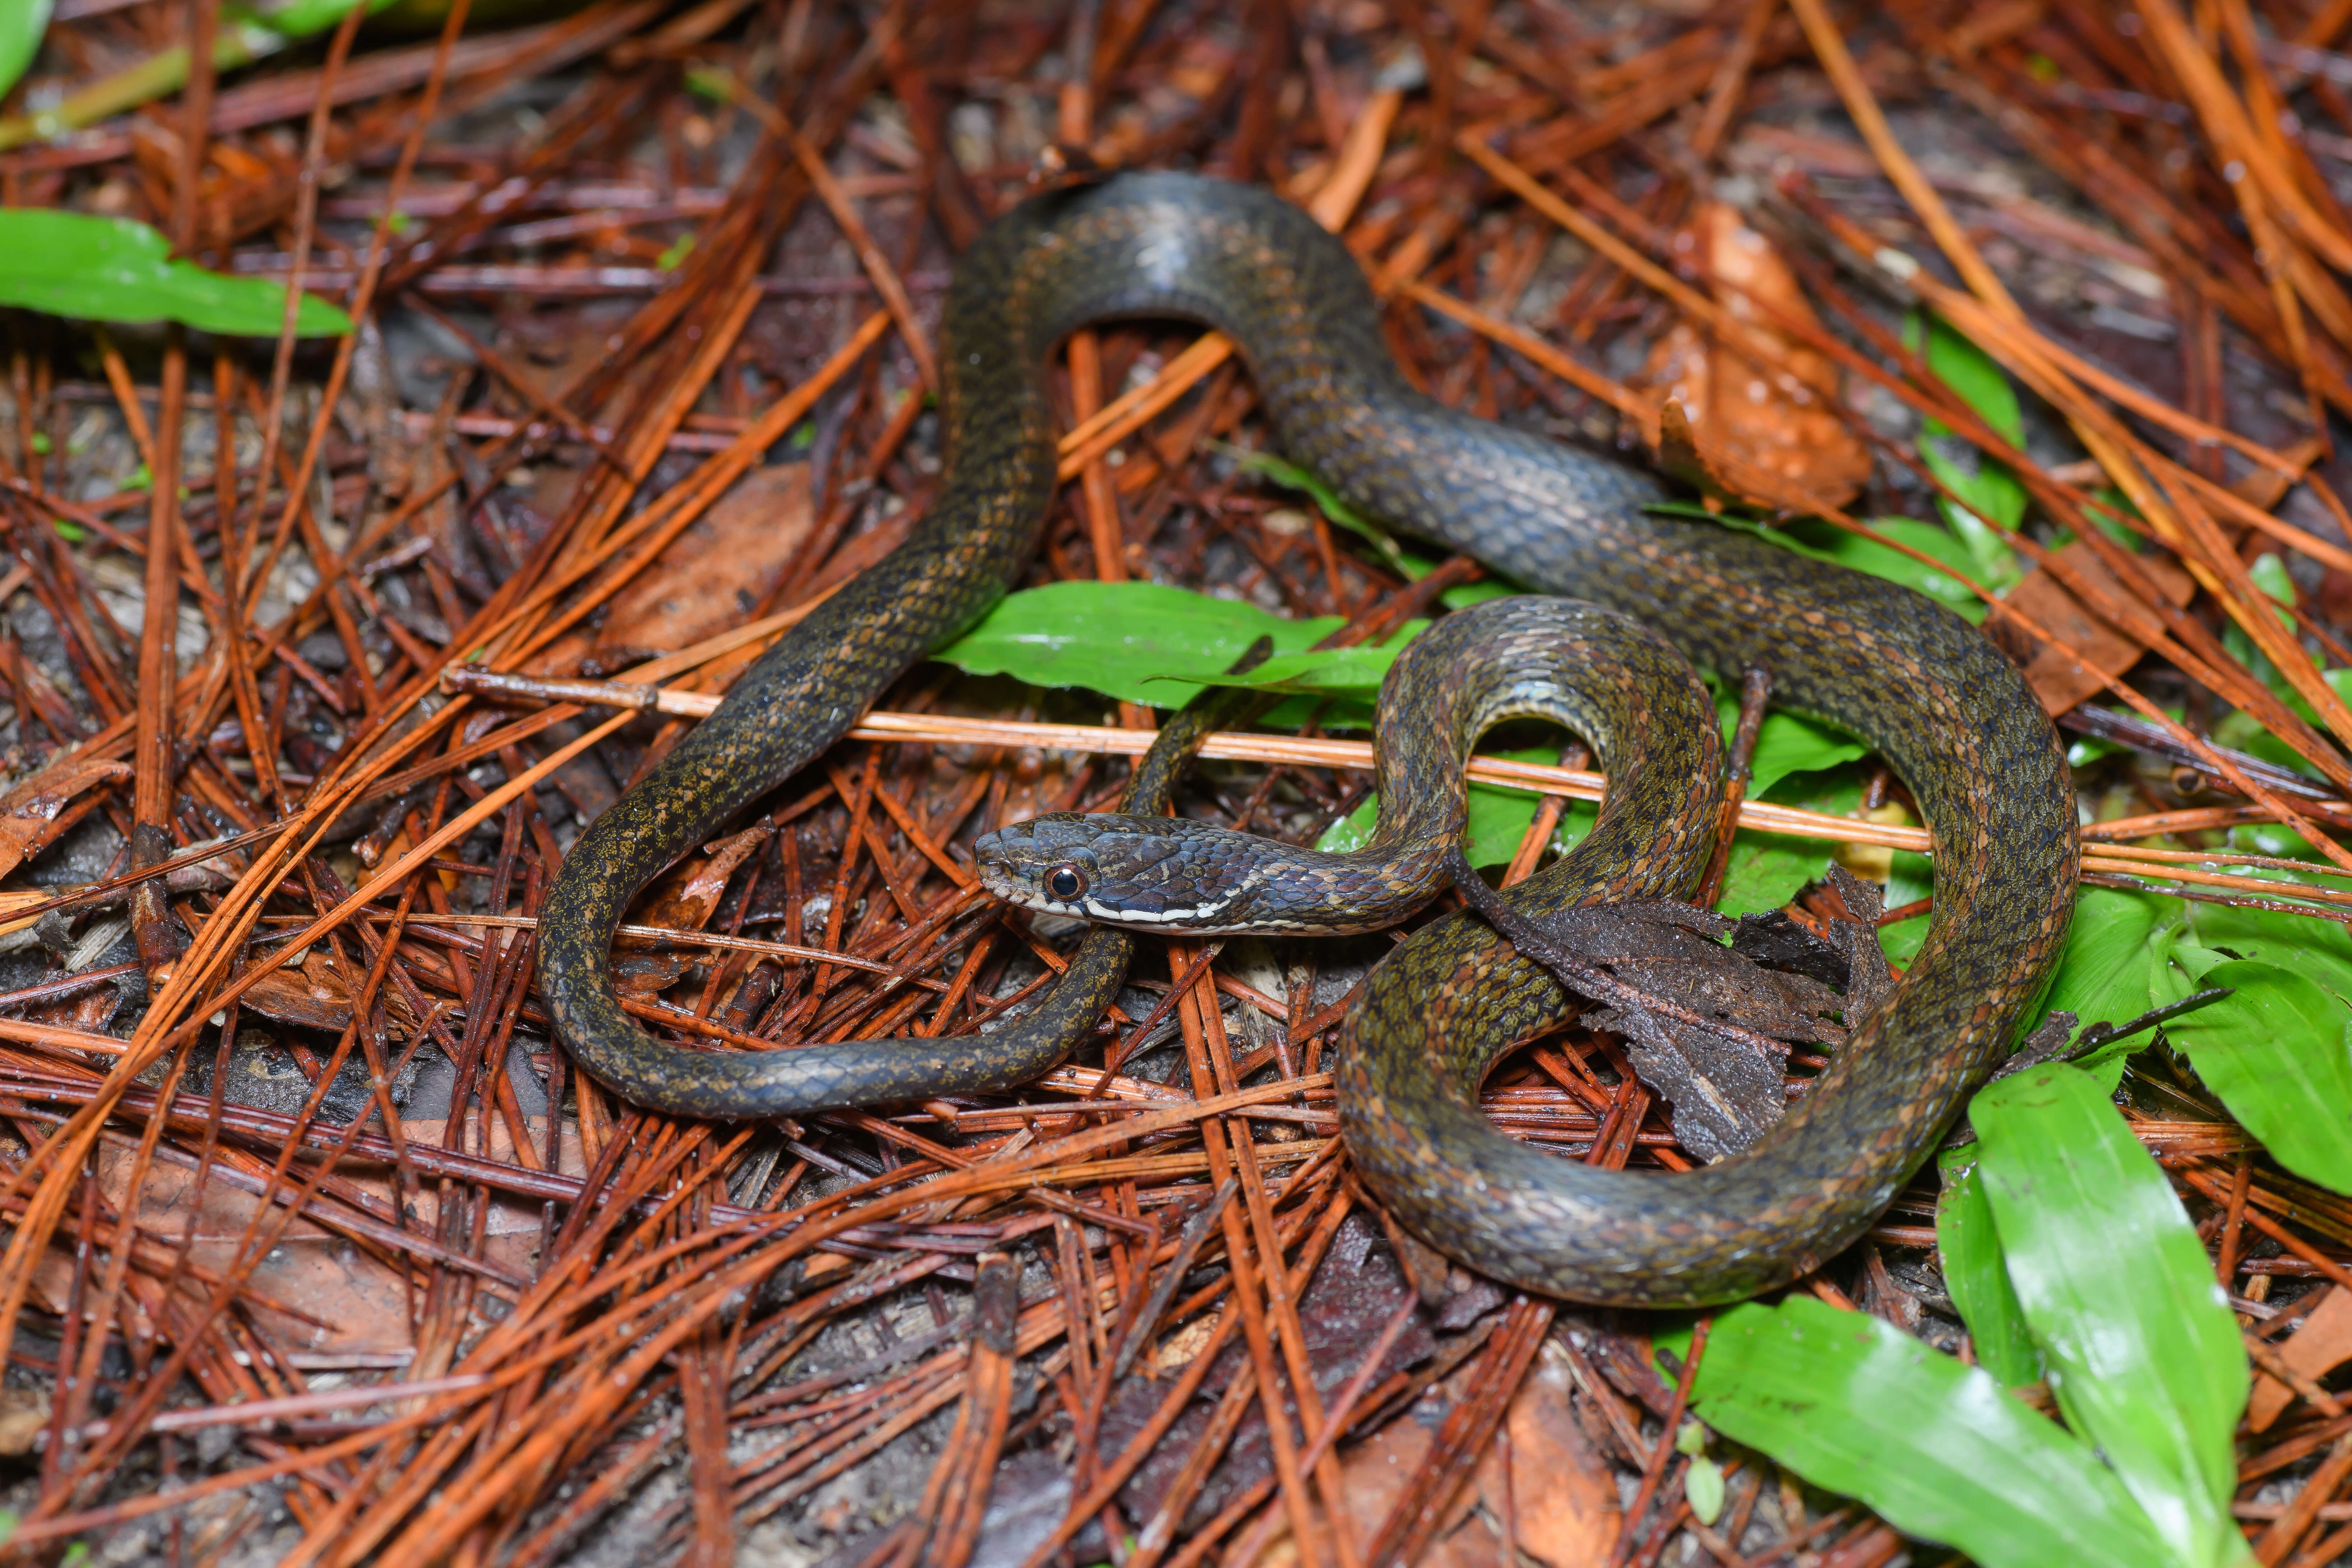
[1631,203,1873,513]
[587,463,815,663]
[0,1386,51,1457]
[635,824,768,936]
[1988,539,2198,715]
[0,753,133,884]
[2251,1285,2352,1431]
[1489,1339,1622,1568]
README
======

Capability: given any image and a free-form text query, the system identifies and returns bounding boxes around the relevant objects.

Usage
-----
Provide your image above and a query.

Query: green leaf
[1685,1453,1725,1525]
[0,210,351,336]
[1709,676,1867,799]
[2162,961,2352,1195]
[2180,892,2352,1010]
[1714,771,1863,918]
[1905,312,2027,591]
[1935,1144,2043,1390]
[935,582,1344,710]
[1688,1297,2173,1568]
[2040,886,2179,1086]
[0,0,51,102]
[1315,747,1589,868]
[1723,514,1988,623]
[1972,1065,2251,1568]
[1879,847,1933,963]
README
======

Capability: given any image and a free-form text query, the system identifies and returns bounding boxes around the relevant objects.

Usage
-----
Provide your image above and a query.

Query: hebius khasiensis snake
[537,170,2078,1306]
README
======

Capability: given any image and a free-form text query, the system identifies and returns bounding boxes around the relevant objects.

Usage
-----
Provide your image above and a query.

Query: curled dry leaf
[1453,861,1892,1162]
[634,823,769,936]
[1630,203,1873,514]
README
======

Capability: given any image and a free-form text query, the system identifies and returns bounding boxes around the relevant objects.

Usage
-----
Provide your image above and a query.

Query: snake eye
[1045,864,1087,901]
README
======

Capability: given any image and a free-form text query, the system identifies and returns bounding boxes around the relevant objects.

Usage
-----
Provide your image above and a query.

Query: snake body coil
[538,172,2079,1304]
[971,597,1723,935]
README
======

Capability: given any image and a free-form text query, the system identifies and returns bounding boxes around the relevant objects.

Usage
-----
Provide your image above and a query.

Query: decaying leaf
[1630,203,1873,514]
[2249,1285,2352,1431]
[0,752,131,887]
[635,824,769,936]
[533,463,816,680]
[0,1387,50,1457]
[1987,539,2198,715]
[1494,1338,1624,1568]
[1452,854,1893,1161]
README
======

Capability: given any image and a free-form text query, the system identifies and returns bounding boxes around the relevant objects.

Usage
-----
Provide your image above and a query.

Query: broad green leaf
[1714,772,1863,918]
[1709,679,1867,800]
[1909,311,2026,447]
[1879,848,1932,964]
[1717,514,1988,623]
[1973,1065,2251,1568]
[2162,961,2352,1195]
[0,0,50,101]
[0,210,351,336]
[2040,886,2178,1084]
[1163,637,1420,698]
[247,0,392,36]
[936,582,1345,709]
[2181,892,2352,1010]
[1935,1144,2042,1390]
[1687,1297,2171,1568]
[1315,748,1590,868]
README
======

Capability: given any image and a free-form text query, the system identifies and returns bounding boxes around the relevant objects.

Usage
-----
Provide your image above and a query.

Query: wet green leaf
[246,0,388,32]
[0,0,50,101]
[1709,677,1867,799]
[1935,1144,2043,1390]
[1721,514,1988,623]
[0,209,351,336]
[1688,1296,2171,1568]
[2161,961,2352,1195]
[1972,1065,2250,1568]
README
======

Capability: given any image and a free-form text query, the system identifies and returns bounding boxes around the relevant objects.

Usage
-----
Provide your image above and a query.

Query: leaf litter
[9,0,2352,1565]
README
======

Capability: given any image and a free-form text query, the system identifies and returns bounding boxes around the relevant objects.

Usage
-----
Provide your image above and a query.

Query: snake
[971,596,1723,936]
[537,171,2079,1306]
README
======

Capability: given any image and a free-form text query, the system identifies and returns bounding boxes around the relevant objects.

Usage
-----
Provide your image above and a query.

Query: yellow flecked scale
[537,172,2077,1305]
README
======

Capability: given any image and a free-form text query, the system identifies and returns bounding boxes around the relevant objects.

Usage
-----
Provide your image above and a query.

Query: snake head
[973,812,1264,929]
[972,813,1111,919]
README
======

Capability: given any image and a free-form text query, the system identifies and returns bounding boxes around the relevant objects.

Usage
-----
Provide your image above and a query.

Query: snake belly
[970,596,1724,936]
[539,169,2078,1304]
